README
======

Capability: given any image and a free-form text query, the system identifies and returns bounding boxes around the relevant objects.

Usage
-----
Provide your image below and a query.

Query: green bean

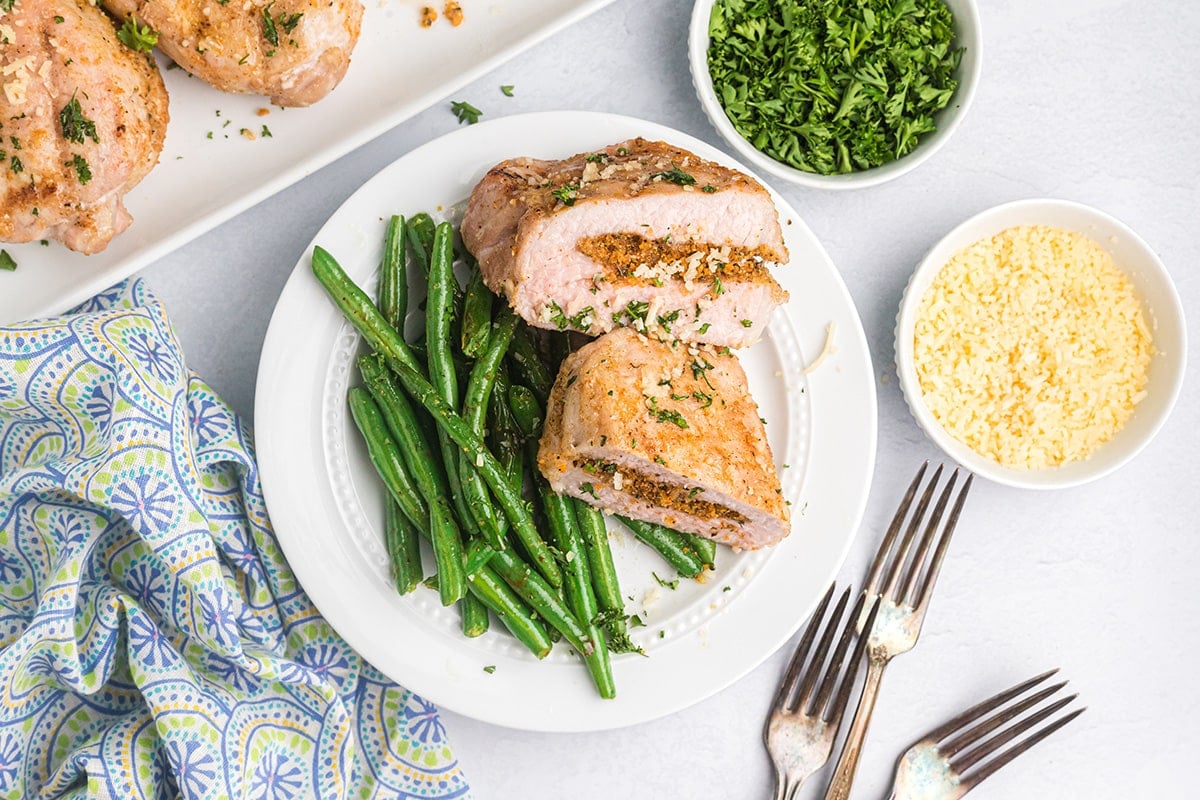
[616,516,706,578]
[462,307,518,432]
[572,502,623,613]
[379,214,406,332]
[490,369,525,493]
[457,308,518,548]
[465,538,496,575]
[508,385,615,694]
[405,213,436,275]
[347,388,427,529]
[313,246,424,374]
[489,550,594,657]
[358,357,465,606]
[426,221,460,409]
[460,265,494,358]
[542,488,615,697]
[312,247,561,587]
[508,324,554,403]
[468,565,552,659]
[681,531,717,570]
[459,593,489,638]
[384,494,423,594]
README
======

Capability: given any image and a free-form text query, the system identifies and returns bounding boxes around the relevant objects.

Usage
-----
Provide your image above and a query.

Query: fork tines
[865,461,974,611]
[929,670,1086,790]
[770,584,881,726]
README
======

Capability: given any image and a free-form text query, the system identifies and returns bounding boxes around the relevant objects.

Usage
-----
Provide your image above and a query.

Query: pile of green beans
[312,212,724,699]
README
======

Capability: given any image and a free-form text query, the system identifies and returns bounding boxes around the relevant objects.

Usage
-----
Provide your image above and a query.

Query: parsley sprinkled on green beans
[707,0,963,175]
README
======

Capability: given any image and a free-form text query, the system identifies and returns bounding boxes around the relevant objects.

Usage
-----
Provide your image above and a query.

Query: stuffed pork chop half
[538,328,789,550]
[461,138,789,350]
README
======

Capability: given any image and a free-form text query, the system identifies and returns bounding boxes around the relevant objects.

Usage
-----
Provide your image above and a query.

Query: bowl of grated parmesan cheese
[895,198,1186,489]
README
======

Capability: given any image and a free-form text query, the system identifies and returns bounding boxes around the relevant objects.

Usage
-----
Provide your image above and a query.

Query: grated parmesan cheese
[914,225,1153,470]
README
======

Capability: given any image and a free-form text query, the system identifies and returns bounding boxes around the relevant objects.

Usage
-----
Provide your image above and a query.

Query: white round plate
[255,111,877,732]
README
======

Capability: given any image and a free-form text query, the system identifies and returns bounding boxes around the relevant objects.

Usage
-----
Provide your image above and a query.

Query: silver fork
[890,670,1085,799]
[823,463,974,800]
[764,584,881,800]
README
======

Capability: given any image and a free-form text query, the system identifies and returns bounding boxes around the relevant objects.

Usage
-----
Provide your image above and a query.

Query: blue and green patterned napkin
[0,280,470,800]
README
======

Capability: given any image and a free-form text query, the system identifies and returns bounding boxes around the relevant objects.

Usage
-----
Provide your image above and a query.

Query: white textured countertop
[140,1,1198,796]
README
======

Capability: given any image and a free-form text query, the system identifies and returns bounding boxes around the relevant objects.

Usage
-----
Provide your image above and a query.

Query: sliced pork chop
[0,0,168,253]
[461,138,789,349]
[538,328,789,550]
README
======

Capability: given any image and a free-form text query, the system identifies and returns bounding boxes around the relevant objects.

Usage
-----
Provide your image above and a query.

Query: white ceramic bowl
[895,198,1187,489]
[688,0,983,190]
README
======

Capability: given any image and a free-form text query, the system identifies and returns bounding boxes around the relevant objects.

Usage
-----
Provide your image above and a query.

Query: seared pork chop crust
[0,0,168,254]
[539,328,790,550]
[462,138,789,349]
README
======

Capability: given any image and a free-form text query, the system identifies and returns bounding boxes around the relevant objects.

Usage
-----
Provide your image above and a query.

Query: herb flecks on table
[451,100,482,125]
[707,0,963,175]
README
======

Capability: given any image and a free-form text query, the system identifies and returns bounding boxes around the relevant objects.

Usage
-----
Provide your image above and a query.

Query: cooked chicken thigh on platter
[0,0,168,254]
[102,0,363,106]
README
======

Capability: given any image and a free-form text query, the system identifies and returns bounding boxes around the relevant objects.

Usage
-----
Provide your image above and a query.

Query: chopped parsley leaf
[652,572,679,590]
[651,164,696,185]
[740,318,753,327]
[551,182,579,206]
[500,84,514,96]
[450,100,482,125]
[483,665,496,674]
[0,250,16,271]
[261,124,272,138]
[701,184,717,193]
[117,15,158,53]
[67,153,91,184]
[59,94,99,145]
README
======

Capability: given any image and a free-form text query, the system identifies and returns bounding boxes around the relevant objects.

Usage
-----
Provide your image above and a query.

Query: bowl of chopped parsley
[689,0,981,189]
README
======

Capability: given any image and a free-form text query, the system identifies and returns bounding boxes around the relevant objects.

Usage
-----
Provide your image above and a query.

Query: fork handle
[823,658,888,800]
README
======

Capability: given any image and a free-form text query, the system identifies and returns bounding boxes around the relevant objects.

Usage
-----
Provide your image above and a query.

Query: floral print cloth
[0,280,470,800]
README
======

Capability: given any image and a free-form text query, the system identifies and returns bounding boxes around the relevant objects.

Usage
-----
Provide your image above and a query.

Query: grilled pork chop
[538,328,789,550]
[0,0,167,253]
[461,138,789,349]
[102,0,362,106]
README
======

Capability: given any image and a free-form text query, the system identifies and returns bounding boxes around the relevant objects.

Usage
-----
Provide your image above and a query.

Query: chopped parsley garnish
[656,309,680,332]
[653,572,680,590]
[707,0,963,175]
[692,389,713,408]
[651,164,696,185]
[551,182,579,206]
[691,357,714,387]
[614,299,650,328]
[712,276,725,296]
[500,84,514,96]
[67,154,91,184]
[585,152,609,163]
[0,250,16,271]
[261,2,301,48]
[701,184,717,193]
[54,14,65,23]
[450,100,482,125]
[117,15,158,53]
[483,665,496,674]
[580,482,599,499]
[0,0,15,12]
[595,609,645,655]
[9,155,21,174]
[261,125,273,138]
[59,94,99,145]
[740,319,753,327]
[698,322,711,334]
[646,397,689,429]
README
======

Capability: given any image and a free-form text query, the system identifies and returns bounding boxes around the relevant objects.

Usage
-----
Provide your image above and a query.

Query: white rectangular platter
[0,0,617,323]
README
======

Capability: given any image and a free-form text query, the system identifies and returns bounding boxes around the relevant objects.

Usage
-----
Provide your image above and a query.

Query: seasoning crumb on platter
[914,225,1153,470]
